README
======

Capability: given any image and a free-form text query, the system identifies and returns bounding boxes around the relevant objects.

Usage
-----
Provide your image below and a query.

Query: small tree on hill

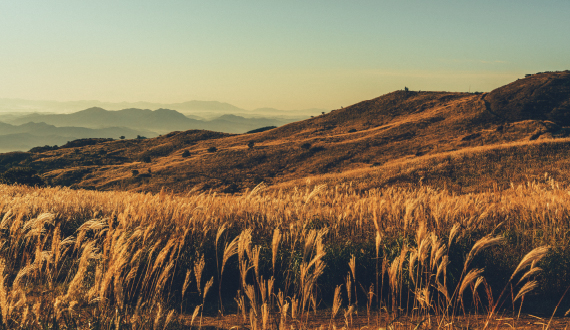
[182,150,191,157]
[208,147,217,153]
[248,141,255,149]
[301,143,311,150]
[120,136,125,140]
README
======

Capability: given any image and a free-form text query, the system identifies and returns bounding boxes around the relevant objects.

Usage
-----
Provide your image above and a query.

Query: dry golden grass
[0,176,568,328]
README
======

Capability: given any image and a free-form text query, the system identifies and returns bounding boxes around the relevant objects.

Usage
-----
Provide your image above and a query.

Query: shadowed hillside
[1,71,569,193]
[486,71,570,124]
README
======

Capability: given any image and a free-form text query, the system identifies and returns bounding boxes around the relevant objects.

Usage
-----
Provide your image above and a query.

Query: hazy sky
[1,1,568,110]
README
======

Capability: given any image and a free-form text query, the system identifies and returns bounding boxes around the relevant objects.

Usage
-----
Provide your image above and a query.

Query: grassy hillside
[1,71,569,194]
[273,137,570,195]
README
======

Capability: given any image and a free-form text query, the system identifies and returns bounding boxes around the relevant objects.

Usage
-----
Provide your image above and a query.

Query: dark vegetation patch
[246,126,277,134]
[461,132,481,141]
[0,152,31,172]
[0,166,44,186]
[29,145,60,153]
[60,138,114,149]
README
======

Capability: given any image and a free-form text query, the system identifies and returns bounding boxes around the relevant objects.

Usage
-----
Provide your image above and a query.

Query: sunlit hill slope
[1,71,570,193]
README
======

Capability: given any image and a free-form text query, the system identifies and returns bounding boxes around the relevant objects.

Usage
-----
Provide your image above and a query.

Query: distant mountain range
[5,108,199,132]
[0,107,304,152]
[2,107,295,133]
[0,99,325,119]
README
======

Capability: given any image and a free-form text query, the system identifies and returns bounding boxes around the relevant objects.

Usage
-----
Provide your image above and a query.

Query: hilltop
[1,71,570,193]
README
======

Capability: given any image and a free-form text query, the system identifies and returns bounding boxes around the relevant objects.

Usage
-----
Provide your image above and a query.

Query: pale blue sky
[0,1,568,110]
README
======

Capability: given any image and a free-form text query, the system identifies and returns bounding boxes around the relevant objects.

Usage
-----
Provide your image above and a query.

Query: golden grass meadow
[1,72,570,329]
[0,173,569,329]
[1,0,569,325]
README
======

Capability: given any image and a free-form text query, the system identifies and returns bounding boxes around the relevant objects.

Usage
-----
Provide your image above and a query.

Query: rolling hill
[1,71,569,193]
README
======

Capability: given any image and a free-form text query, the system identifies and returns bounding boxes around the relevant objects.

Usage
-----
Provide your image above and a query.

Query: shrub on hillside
[182,150,191,157]
[301,143,311,150]
[207,146,218,153]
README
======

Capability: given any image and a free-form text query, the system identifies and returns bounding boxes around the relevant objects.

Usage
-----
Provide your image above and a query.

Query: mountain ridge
[2,107,296,136]
[0,98,326,118]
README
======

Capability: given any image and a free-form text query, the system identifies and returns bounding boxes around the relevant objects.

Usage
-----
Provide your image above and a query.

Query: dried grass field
[1,174,569,329]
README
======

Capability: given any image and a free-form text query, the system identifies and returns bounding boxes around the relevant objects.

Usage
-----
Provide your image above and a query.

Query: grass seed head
[514,280,539,302]
[332,285,342,318]
[512,246,550,280]
[465,235,505,270]
[194,254,205,295]
[459,268,485,300]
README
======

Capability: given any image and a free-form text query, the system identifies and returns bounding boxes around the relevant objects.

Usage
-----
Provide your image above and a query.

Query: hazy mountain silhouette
[0,99,244,113]
[4,107,296,136]
[0,98,325,119]
[208,114,290,132]
[6,108,195,132]
[0,121,156,152]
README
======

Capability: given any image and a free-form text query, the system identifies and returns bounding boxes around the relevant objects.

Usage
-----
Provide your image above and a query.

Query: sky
[0,1,569,111]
